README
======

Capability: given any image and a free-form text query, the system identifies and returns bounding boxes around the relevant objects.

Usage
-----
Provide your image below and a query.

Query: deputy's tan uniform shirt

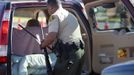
[48,7,83,44]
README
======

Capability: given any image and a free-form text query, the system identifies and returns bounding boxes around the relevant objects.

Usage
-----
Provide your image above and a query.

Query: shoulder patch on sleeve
[49,15,57,21]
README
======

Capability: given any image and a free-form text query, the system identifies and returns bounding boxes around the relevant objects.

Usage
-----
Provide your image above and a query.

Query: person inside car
[12,19,46,56]
[12,19,48,75]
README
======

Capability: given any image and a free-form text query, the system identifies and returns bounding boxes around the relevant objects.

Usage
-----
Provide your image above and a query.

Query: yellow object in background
[117,49,127,59]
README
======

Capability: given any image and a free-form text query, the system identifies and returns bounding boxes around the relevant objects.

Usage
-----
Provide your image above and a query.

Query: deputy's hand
[40,32,57,50]
[40,40,45,49]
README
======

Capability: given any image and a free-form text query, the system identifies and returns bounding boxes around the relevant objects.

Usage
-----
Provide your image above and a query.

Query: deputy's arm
[41,32,57,49]
[41,15,59,49]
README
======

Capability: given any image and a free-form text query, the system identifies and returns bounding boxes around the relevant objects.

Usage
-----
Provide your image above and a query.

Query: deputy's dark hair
[47,0,61,7]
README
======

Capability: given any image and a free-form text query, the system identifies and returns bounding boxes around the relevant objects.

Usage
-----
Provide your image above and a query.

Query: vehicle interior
[85,0,134,74]
[11,4,91,75]
[10,0,134,75]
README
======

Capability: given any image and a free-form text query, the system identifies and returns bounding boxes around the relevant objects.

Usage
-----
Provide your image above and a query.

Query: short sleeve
[48,15,59,33]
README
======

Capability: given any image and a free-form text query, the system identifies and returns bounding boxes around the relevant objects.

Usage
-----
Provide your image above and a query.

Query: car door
[85,0,134,74]
[11,2,92,75]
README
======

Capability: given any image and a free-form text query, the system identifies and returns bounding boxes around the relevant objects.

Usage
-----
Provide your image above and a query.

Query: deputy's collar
[52,6,63,15]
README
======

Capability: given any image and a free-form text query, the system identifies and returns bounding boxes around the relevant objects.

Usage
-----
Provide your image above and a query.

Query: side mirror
[102,3,116,8]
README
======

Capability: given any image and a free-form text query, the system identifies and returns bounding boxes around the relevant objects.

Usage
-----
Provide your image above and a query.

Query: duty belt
[53,39,84,58]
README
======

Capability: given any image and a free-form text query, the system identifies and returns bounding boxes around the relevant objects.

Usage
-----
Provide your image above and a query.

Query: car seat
[12,19,56,75]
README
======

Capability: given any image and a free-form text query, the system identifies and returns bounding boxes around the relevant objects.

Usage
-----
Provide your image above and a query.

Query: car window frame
[122,0,134,20]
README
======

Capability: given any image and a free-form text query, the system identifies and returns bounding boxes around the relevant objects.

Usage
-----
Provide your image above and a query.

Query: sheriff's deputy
[41,0,85,75]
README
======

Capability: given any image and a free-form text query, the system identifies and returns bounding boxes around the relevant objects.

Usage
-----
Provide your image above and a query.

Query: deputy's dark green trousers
[54,49,85,75]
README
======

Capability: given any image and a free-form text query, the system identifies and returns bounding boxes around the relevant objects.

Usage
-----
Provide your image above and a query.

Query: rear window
[12,7,48,29]
[93,1,134,31]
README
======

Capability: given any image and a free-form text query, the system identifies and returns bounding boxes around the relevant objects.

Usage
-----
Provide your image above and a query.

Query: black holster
[53,39,84,59]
